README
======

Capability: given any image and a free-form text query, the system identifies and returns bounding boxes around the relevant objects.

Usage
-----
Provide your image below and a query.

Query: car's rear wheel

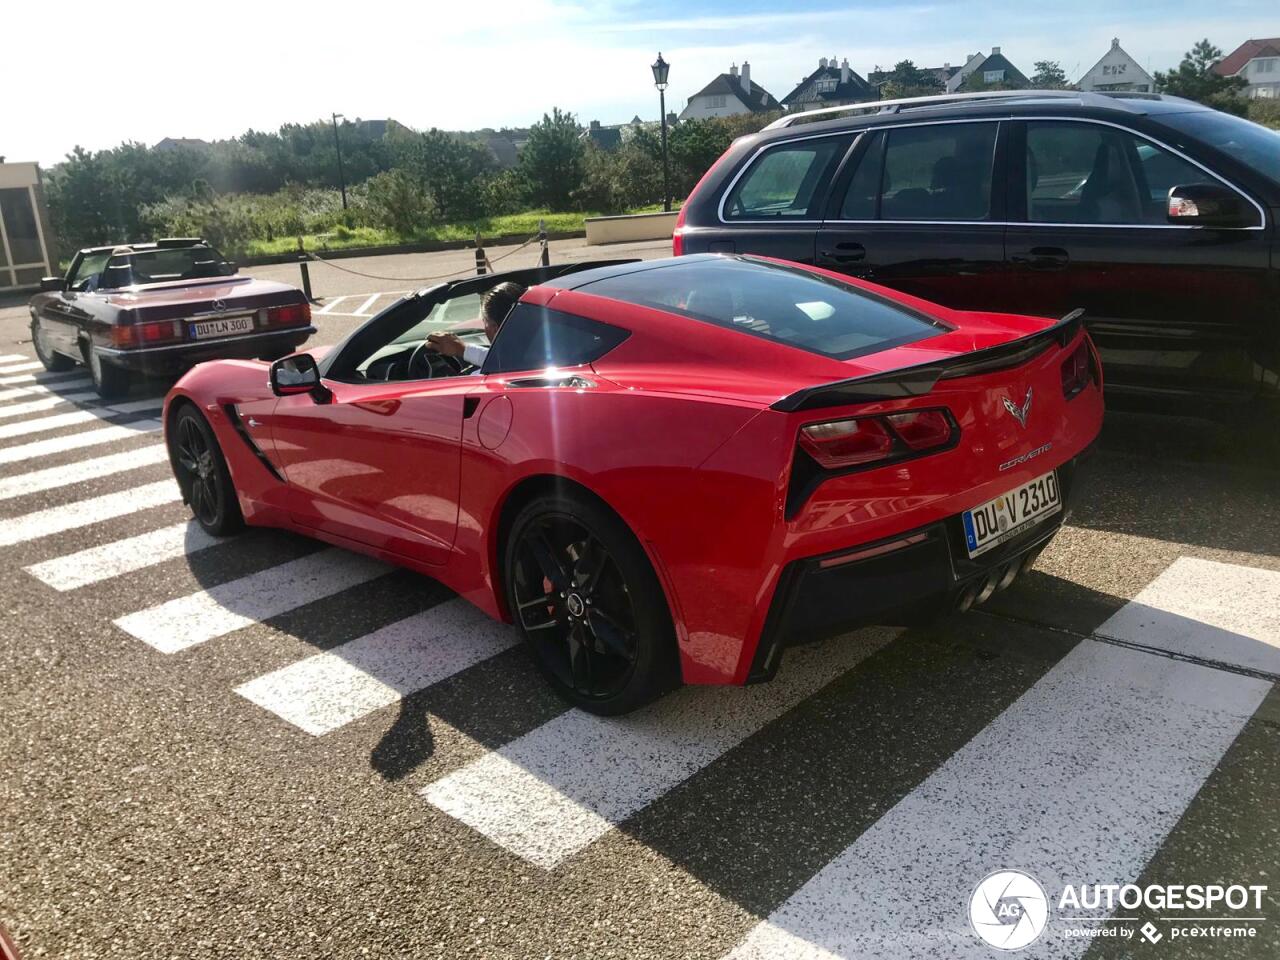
[31,316,73,372]
[82,341,129,399]
[505,492,679,715]
[170,404,244,536]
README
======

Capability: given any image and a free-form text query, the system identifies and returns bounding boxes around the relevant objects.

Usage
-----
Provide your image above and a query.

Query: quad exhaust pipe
[956,550,1037,612]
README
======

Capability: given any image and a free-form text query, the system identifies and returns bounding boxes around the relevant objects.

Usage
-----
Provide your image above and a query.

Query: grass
[239,204,675,258]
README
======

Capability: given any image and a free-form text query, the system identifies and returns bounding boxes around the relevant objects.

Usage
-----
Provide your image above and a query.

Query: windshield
[1159,110,1280,189]
[579,256,946,360]
[100,244,234,289]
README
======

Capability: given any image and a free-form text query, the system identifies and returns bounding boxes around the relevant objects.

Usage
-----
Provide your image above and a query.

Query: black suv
[675,91,1280,409]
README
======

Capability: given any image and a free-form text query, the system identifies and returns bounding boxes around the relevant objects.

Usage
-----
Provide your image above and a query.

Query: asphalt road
[0,239,1278,959]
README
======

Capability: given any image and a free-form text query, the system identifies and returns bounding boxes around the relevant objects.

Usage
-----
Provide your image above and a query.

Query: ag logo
[969,870,1048,950]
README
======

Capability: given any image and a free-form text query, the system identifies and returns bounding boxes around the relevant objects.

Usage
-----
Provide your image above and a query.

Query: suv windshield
[100,244,234,289]
[580,256,946,360]
[1159,110,1280,189]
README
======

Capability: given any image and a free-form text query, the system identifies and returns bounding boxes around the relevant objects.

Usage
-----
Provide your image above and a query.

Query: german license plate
[190,315,254,340]
[962,470,1061,558]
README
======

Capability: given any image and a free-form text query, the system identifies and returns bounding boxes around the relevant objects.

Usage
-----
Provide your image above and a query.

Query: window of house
[816,78,838,93]
[723,138,846,219]
[984,69,1005,83]
[877,122,998,220]
[1023,121,1219,225]
[707,95,727,108]
[483,304,630,374]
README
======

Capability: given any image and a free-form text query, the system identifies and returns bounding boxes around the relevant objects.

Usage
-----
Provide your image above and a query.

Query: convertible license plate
[190,315,254,340]
[962,470,1061,559]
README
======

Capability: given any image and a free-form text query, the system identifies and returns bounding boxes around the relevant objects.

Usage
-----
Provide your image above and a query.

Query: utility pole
[331,112,348,210]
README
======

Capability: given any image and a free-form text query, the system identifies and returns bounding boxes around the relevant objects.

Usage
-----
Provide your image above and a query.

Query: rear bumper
[98,326,316,375]
[746,448,1091,682]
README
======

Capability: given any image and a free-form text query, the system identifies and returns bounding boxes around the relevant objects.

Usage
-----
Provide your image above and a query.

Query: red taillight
[111,320,182,349]
[885,410,953,450]
[1061,340,1094,399]
[265,302,311,327]
[798,410,955,470]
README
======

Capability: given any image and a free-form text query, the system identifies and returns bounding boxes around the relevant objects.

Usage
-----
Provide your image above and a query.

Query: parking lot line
[0,420,162,468]
[316,296,350,316]
[722,640,1271,959]
[0,399,162,441]
[421,628,898,869]
[0,443,169,501]
[0,391,100,421]
[0,479,180,547]
[353,293,381,316]
[113,548,393,653]
[24,519,220,591]
[235,599,517,735]
[1097,556,1280,676]
[0,377,92,403]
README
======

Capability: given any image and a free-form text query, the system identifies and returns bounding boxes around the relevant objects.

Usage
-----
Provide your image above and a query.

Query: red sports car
[164,255,1103,714]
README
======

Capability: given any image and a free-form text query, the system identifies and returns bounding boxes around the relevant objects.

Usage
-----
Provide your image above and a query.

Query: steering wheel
[406,339,466,379]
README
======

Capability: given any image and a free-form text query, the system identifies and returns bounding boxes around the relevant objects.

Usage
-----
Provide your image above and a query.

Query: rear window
[579,257,946,360]
[1159,110,1280,189]
[723,138,846,219]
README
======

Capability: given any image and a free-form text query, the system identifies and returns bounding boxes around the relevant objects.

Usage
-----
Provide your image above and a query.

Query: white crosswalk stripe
[0,390,99,421]
[0,361,47,378]
[113,548,393,653]
[0,420,161,467]
[24,519,220,591]
[236,599,518,735]
[0,443,169,500]
[0,479,180,547]
[723,568,1279,960]
[422,628,898,869]
[0,377,92,402]
[0,354,27,364]
[0,399,161,441]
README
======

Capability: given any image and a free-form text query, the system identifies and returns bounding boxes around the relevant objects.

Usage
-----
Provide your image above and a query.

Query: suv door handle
[1010,247,1069,270]
[819,241,866,264]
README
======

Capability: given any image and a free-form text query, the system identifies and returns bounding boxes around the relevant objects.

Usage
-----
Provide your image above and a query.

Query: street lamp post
[651,53,671,212]
[331,112,348,210]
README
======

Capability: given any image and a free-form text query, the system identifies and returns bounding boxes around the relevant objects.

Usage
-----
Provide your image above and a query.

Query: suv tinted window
[1025,121,1217,225]
[880,122,997,220]
[484,304,629,374]
[724,138,845,219]
[1159,110,1280,190]
[579,257,944,361]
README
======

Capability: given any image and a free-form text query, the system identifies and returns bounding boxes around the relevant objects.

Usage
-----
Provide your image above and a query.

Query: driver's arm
[427,332,488,368]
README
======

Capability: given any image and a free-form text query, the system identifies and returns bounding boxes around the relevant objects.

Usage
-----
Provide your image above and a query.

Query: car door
[1006,118,1273,400]
[37,252,107,356]
[715,133,852,264]
[816,119,1010,309]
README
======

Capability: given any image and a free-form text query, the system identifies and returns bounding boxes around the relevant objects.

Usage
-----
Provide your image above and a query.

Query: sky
[4,0,1277,166]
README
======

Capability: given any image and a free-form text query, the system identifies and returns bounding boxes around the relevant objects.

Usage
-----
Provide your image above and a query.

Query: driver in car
[426,281,525,370]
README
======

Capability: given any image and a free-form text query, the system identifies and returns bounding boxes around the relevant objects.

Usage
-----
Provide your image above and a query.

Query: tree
[879,60,945,99]
[393,128,493,221]
[1155,39,1247,113]
[362,170,430,237]
[1031,61,1069,89]
[519,108,586,211]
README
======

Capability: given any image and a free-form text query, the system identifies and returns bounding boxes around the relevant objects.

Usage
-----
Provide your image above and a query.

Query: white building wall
[1078,39,1154,92]
[679,95,752,121]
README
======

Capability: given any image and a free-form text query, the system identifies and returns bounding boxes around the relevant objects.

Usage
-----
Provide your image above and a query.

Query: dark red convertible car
[30,238,314,398]
[164,255,1103,713]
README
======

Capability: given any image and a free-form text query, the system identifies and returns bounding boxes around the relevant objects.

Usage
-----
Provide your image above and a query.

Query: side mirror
[39,276,63,292]
[270,353,330,401]
[1167,183,1255,228]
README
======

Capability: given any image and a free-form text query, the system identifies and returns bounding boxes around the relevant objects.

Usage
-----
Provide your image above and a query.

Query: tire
[82,340,130,400]
[169,404,244,536]
[30,316,74,372]
[504,491,679,715]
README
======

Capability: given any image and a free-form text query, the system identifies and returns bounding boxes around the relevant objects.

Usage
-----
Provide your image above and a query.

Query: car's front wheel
[82,341,129,399]
[169,404,244,536]
[31,316,74,372]
[505,491,679,715]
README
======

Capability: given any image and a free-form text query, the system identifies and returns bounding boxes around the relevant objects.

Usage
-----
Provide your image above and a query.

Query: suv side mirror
[1167,183,1255,228]
[39,276,63,292]
[270,353,331,401]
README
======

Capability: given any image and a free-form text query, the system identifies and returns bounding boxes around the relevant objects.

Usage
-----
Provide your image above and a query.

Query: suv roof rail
[764,89,1153,130]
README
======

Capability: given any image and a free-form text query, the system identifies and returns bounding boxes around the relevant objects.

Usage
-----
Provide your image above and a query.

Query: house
[947,51,989,92]
[952,47,1029,90]
[782,57,876,113]
[154,137,210,152]
[1212,37,1280,98]
[678,62,780,121]
[1078,38,1153,93]
[927,63,962,89]
[584,120,623,150]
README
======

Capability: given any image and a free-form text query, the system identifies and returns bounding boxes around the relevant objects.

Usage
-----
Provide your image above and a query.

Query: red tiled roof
[1214,38,1280,76]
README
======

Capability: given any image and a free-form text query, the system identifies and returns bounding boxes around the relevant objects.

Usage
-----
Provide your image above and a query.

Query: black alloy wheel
[507,493,678,715]
[170,405,244,536]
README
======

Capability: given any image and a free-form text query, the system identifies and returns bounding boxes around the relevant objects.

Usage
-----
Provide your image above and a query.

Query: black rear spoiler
[771,309,1086,412]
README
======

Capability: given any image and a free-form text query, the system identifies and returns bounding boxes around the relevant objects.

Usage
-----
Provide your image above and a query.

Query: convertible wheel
[30,317,74,372]
[82,341,129,399]
[506,492,679,715]
[170,405,244,536]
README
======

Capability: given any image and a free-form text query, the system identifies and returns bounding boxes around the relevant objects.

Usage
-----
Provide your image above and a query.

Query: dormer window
[815,78,838,93]
[984,69,1006,83]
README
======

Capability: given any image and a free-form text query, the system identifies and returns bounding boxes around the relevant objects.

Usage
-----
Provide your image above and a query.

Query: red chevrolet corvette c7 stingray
[164,254,1103,713]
